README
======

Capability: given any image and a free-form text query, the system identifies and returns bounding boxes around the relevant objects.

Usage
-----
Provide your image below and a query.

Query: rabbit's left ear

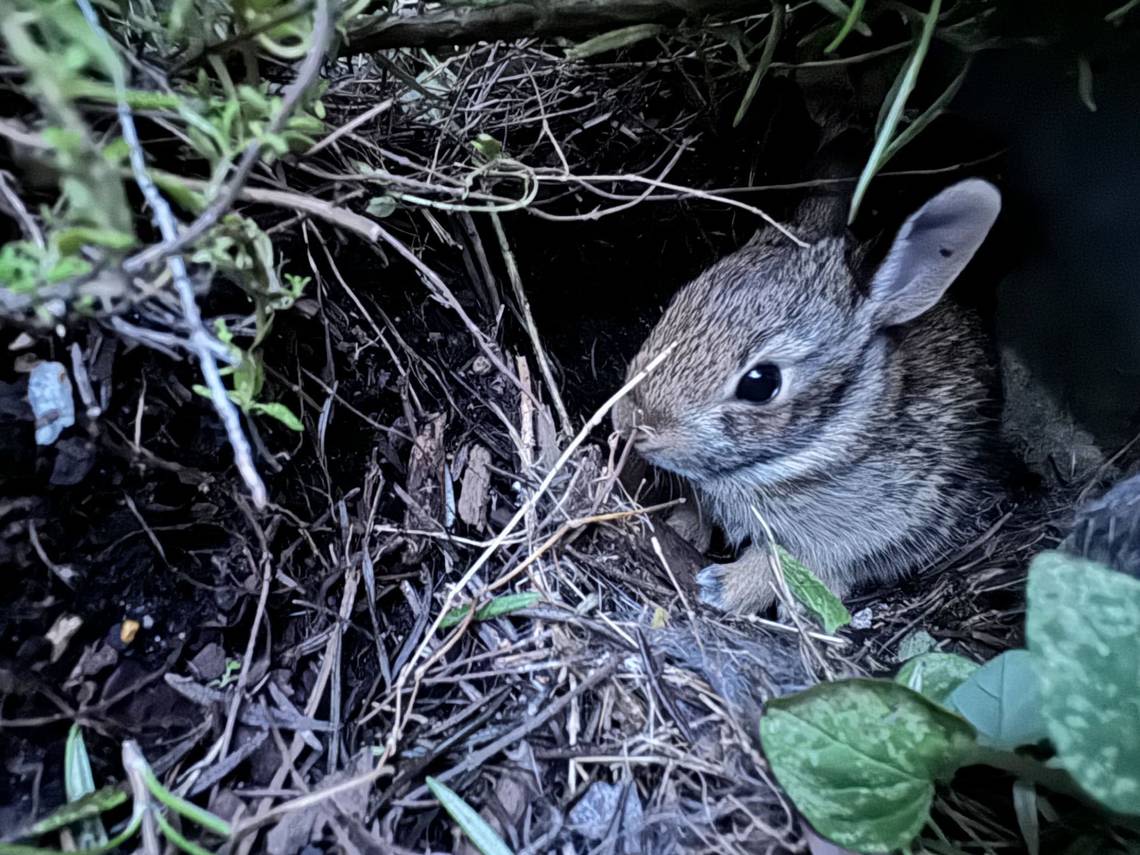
[867,179,1001,327]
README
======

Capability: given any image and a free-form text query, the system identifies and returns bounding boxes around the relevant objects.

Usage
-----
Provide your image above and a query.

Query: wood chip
[457,444,492,531]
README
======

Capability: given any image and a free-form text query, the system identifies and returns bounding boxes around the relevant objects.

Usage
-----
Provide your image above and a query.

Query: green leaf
[3,810,141,855]
[947,649,1048,751]
[1027,551,1140,815]
[0,241,42,293]
[896,629,937,662]
[426,776,514,855]
[760,679,975,853]
[896,652,978,704]
[45,254,92,283]
[777,546,851,634]
[564,24,664,60]
[64,724,108,847]
[440,592,541,629]
[53,226,136,254]
[101,138,130,166]
[366,195,397,218]
[150,171,207,214]
[65,724,96,801]
[25,786,128,836]
[231,355,264,404]
[252,401,303,432]
[470,134,502,162]
[212,318,234,346]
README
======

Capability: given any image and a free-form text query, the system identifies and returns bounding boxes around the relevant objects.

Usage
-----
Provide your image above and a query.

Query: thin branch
[346,0,763,52]
[123,0,336,274]
[74,0,270,508]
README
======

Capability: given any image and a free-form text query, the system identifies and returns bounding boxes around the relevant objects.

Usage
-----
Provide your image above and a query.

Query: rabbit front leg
[696,544,780,614]
[698,544,854,617]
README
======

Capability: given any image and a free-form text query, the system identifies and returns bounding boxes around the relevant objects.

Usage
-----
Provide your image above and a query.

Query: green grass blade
[824,0,866,53]
[880,58,972,165]
[26,788,128,836]
[140,767,231,838]
[565,24,664,60]
[1106,0,1140,23]
[849,0,942,223]
[813,0,872,35]
[2,813,141,855]
[733,1,786,128]
[426,777,514,855]
[440,592,540,629]
[154,810,219,855]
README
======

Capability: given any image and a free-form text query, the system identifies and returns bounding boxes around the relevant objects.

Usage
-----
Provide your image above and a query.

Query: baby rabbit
[614,180,1004,614]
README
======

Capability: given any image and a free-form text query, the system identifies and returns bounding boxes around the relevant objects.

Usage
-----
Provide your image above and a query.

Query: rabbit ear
[867,179,1000,327]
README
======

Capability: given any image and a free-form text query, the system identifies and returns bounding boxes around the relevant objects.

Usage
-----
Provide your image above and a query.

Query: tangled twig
[123,0,337,274]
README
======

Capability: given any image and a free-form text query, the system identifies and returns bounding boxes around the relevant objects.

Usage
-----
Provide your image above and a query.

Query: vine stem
[965,746,1084,801]
[967,747,1140,834]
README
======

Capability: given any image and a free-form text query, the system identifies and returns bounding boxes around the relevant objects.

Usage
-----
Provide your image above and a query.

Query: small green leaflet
[947,649,1048,751]
[564,24,664,61]
[25,787,127,836]
[1027,551,1140,816]
[440,592,540,629]
[366,195,397,218]
[250,401,303,431]
[760,679,976,853]
[426,776,515,855]
[64,724,108,848]
[470,134,502,162]
[896,629,937,662]
[896,652,978,704]
[777,546,851,634]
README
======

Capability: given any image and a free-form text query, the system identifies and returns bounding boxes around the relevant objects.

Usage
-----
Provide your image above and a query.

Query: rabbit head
[613,179,1002,492]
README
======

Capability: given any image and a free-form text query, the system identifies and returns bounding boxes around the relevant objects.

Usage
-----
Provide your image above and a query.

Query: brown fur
[614,182,1005,613]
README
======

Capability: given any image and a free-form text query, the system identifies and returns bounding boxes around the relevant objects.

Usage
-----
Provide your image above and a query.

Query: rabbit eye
[735,363,781,403]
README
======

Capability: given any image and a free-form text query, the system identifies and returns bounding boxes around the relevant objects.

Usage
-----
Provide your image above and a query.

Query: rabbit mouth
[635,435,747,483]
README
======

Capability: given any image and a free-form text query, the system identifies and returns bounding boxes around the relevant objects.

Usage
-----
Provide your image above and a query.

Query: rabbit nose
[633,433,663,453]
[613,393,644,436]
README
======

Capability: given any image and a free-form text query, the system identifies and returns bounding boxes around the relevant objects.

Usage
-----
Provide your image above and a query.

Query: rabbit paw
[696,549,776,614]
[696,564,730,610]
